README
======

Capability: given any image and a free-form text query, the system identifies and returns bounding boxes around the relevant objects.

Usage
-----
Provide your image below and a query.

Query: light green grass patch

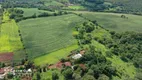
[34,44,78,66]
[0,12,23,53]
[92,40,107,55]
[93,27,112,40]
[68,5,86,10]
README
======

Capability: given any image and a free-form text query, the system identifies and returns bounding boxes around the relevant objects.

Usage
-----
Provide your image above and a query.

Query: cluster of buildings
[0,67,13,79]
[0,67,32,80]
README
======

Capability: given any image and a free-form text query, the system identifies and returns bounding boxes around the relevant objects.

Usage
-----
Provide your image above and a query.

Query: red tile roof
[64,62,71,66]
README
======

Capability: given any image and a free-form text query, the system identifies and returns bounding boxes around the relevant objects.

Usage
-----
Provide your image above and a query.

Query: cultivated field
[0,52,14,62]
[16,8,53,17]
[0,12,23,53]
[105,0,142,13]
[75,11,142,33]
[18,14,85,59]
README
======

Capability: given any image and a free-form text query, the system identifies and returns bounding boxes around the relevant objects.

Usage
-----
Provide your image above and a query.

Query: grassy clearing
[18,14,85,59]
[16,8,53,17]
[0,12,23,53]
[74,11,142,33]
[34,44,78,66]
[92,27,112,40]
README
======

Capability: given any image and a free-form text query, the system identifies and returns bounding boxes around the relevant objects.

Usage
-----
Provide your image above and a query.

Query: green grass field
[0,12,23,53]
[16,8,52,17]
[34,44,78,65]
[18,14,85,59]
[74,11,142,33]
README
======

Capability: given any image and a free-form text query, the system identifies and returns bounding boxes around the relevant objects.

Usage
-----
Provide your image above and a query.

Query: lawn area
[16,8,53,17]
[34,44,78,66]
[0,12,23,53]
[74,11,142,33]
[18,14,85,59]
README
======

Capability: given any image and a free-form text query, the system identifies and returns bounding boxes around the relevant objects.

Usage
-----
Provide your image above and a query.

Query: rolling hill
[105,0,142,14]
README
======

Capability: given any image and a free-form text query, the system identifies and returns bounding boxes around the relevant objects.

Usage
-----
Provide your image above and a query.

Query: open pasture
[18,14,85,59]
[74,11,142,33]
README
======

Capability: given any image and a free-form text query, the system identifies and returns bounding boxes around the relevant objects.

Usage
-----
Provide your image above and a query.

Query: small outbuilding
[72,54,82,59]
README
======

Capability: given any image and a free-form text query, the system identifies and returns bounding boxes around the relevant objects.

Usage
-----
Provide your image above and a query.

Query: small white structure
[27,69,32,73]
[72,54,82,59]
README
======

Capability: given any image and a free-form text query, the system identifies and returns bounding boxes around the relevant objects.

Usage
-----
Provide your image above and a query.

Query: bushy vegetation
[18,14,85,59]
[109,32,142,68]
